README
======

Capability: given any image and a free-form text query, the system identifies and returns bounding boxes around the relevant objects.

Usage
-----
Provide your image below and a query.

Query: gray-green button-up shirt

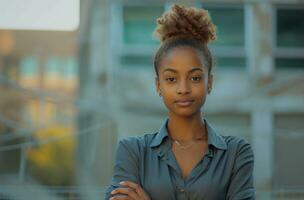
[105,118,255,200]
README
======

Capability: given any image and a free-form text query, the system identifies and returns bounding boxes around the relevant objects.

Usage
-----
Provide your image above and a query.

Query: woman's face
[155,46,213,118]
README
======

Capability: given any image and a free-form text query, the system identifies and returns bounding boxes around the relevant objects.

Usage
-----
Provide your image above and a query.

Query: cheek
[159,89,176,108]
[193,85,208,103]
[193,84,207,95]
[161,90,174,104]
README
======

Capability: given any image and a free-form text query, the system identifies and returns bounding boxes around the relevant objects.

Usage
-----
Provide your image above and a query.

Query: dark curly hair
[153,4,217,76]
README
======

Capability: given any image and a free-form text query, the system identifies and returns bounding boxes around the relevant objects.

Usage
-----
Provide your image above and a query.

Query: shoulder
[223,135,252,149]
[222,135,254,159]
[117,132,159,154]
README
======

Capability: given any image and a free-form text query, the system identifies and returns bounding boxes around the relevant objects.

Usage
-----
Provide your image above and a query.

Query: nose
[177,79,191,95]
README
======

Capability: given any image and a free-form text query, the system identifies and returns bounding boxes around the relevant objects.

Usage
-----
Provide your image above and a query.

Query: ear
[155,76,161,94]
[208,74,213,93]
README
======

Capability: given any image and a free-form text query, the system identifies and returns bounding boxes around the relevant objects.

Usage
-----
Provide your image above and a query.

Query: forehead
[159,46,206,73]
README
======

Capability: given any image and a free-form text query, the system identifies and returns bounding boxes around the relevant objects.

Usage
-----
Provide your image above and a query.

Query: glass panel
[123,6,164,45]
[45,57,60,75]
[277,8,304,47]
[203,6,244,46]
[20,57,38,77]
[215,57,245,67]
[274,114,304,188]
[276,58,304,68]
[121,55,152,68]
[63,58,78,78]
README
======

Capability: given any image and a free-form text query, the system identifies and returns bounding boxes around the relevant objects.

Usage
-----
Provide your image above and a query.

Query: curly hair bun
[154,4,216,44]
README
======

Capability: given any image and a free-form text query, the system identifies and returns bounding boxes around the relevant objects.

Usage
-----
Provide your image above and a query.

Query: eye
[166,77,177,83]
[190,76,202,82]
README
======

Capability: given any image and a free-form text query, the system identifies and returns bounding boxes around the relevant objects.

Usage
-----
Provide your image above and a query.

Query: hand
[110,181,151,200]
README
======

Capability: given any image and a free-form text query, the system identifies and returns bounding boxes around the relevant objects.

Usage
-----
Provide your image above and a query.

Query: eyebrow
[162,67,204,74]
[189,68,204,73]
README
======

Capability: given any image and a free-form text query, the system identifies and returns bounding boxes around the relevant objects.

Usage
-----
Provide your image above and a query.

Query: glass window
[274,114,304,188]
[276,58,304,68]
[123,6,164,45]
[215,57,246,68]
[277,8,304,47]
[20,57,38,77]
[45,57,60,76]
[121,55,152,68]
[203,6,244,46]
[63,58,78,78]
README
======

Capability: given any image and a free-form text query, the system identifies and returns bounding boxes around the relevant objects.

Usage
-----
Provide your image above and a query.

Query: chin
[170,108,201,118]
[164,101,203,118]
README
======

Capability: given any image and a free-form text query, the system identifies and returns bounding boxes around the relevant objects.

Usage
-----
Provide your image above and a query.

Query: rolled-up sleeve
[226,140,255,200]
[104,138,140,200]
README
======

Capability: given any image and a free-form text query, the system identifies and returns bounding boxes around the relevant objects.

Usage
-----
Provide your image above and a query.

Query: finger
[109,194,134,200]
[111,187,138,200]
[119,181,138,188]
[120,181,141,193]
[120,181,149,199]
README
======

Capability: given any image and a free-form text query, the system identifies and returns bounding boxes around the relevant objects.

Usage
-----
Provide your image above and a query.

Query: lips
[175,99,194,107]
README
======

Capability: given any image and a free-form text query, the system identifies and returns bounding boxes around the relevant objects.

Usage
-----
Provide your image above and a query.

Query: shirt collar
[205,118,227,150]
[149,117,227,150]
[149,117,169,148]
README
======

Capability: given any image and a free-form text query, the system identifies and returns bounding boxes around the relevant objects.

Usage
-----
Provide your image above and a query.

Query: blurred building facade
[0,0,304,199]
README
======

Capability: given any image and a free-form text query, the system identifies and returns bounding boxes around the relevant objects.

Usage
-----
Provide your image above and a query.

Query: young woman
[105,4,255,200]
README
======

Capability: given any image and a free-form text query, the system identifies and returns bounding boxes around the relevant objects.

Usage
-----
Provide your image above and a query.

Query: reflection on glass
[121,55,152,68]
[276,58,304,68]
[123,6,164,45]
[215,57,245,68]
[20,57,38,77]
[277,9,304,47]
[204,6,244,46]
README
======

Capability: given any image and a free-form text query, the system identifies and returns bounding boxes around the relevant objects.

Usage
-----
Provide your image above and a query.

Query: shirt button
[179,188,185,192]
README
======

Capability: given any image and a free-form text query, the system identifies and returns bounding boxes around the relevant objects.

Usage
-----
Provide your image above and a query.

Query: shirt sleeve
[226,139,255,200]
[104,138,140,200]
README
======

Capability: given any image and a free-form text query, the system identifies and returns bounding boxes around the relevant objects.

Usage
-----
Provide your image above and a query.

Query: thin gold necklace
[173,140,196,150]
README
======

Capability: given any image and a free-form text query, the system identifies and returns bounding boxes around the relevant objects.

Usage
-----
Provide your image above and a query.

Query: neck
[167,112,207,143]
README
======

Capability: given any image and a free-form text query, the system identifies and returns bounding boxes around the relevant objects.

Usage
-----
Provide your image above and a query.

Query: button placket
[174,178,188,200]
[179,188,185,193]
